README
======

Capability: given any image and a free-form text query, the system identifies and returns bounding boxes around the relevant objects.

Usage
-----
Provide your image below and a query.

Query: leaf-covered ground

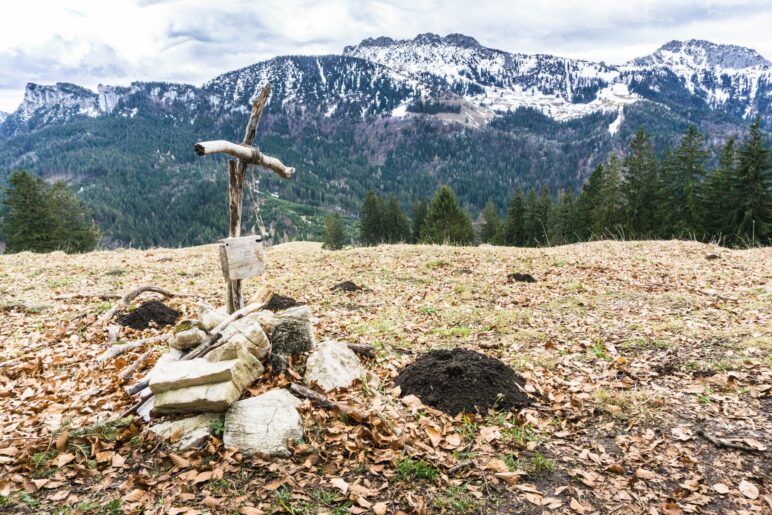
[0,241,770,514]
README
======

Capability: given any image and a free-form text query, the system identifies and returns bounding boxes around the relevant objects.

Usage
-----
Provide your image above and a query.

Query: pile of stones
[138,302,365,457]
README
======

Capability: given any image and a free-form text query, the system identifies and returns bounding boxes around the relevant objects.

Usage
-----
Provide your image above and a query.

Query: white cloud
[0,0,770,111]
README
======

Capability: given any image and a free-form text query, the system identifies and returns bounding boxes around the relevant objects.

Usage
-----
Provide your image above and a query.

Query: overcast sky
[1,0,770,111]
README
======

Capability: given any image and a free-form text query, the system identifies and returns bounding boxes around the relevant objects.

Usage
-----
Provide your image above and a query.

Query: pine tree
[383,194,411,243]
[411,199,429,243]
[728,119,771,245]
[48,181,100,252]
[662,126,709,236]
[622,128,659,237]
[421,185,475,245]
[595,154,624,236]
[2,171,99,253]
[359,191,384,245]
[700,138,736,240]
[575,164,605,240]
[322,212,347,250]
[547,189,578,245]
[478,199,502,244]
[502,188,526,246]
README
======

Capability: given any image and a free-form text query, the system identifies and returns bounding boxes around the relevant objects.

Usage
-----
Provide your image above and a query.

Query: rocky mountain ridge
[2,35,769,138]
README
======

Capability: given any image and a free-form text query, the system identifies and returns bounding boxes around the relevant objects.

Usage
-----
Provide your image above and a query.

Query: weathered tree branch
[118,349,154,381]
[243,84,271,146]
[95,334,170,366]
[193,141,296,179]
[98,285,176,325]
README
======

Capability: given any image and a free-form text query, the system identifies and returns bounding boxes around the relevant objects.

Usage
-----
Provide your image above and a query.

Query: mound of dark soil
[705,254,721,260]
[507,272,536,283]
[394,348,530,415]
[331,280,362,292]
[116,300,180,330]
[265,293,302,312]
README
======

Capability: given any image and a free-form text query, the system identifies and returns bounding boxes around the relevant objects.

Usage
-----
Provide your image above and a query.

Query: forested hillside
[0,34,770,247]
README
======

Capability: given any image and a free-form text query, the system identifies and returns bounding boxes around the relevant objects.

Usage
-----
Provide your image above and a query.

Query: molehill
[394,348,530,415]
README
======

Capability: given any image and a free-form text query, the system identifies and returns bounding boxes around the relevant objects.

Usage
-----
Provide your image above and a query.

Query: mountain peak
[632,39,770,69]
[344,32,482,54]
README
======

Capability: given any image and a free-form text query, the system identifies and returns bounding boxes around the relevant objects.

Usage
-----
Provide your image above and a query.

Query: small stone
[223,389,303,457]
[220,315,270,359]
[171,327,207,350]
[149,414,220,451]
[151,350,263,414]
[154,381,243,414]
[305,340,364,392]
[270,306,315,374]
[199,306,227,331]
[149,359,243,394]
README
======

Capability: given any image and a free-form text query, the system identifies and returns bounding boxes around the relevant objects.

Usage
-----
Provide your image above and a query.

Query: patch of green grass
[433,326,472,338]
[425,258,450,270]
[433,485,475,513]
[696,387,713,405]
[620,337,670,351]
[420,306,439,315]
[504,455,521,472]
[590,342,611,361]
[530,451,556,476]
[396,457,439,481]
[209,416,225,438]
[460,414,478,443]
[32,448,58,468]
[503,424,540,446]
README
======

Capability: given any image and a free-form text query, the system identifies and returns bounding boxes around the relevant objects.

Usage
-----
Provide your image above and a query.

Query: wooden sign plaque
[218,236,265,280]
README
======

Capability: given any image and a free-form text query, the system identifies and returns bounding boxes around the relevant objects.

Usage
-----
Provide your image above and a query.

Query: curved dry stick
[193,141,296,179]
[95,334,170,366]
[98,285,176,325]
[118,349,154,381]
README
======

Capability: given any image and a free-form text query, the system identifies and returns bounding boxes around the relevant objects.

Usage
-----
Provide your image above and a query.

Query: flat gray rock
[304,340,364,392]
[223,389,303,457]
[149,358,241,394]
[149,414,220,451]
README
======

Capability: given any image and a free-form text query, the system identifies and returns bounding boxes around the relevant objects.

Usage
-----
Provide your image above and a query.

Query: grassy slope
[0,241,769,513]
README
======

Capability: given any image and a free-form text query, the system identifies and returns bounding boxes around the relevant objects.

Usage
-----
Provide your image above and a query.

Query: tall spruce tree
[502,188,526,246]
[547,189,578,245]
[662,126,709,236]
[595,154,624,236]
[700,138,737,240]
[2,171,99,253]
[575,164,605,240]
[729,119,771,244]
[421,185,474,245]
[622,128,659,237]
[359,191,384,245]
[411,199,429,243]
[478,199,502,244]
[322,212,347,250]
[383,194,411,243]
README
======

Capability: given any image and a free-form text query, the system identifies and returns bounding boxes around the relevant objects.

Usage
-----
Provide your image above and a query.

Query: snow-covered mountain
[1,34,770,139]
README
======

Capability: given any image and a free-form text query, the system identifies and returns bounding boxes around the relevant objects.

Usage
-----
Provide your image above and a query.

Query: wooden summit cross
[194,83,295,314]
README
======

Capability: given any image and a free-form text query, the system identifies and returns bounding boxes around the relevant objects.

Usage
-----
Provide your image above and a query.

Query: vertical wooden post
[226,160,246,313]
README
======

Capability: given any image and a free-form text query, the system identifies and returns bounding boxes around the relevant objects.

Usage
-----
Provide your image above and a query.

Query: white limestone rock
[148,414,220,451]
[149,359,242,394]
[199,306,227,331]
[170,327,207,350]
[223,389,303,457]
[151,347,263,415]
[304,340,365,392]
[220,315,270,360]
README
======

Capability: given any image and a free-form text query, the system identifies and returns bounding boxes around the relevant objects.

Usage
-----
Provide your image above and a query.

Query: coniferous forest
[359,121,771,248]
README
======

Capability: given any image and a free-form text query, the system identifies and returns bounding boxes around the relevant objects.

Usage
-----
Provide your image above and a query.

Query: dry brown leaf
[739,480,759,500]
[169,453,190,469]
[635,468,656,480]
[53,452,75,468]
[55,431,69,452]
[425,426,441,447]
[123,488,147,503]
[570,498,586,514]
[712,483,729,494]
[330,476,349,494]
[372,502,388,515]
